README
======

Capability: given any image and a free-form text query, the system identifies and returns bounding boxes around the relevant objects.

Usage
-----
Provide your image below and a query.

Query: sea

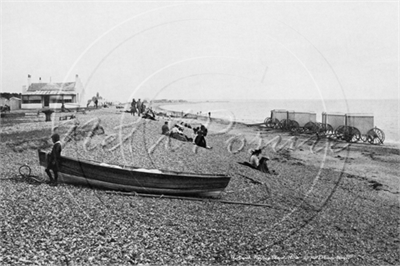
[159,99,399,144]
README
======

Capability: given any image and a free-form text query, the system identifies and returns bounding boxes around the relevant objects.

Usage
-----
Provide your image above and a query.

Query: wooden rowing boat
[38,150,230,197]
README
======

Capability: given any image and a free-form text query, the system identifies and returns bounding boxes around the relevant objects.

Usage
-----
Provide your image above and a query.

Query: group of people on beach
[161,121,276,174]
[162,122,212,149]
[129,98,157,120]
[130,98,146,116]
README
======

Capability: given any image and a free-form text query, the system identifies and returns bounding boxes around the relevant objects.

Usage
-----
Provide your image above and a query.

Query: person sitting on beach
[45,133,62,185]
[161,122,169,135]
[170,125,192,142]
[171,125,181,134]
[249,149,276,174]
[194,124,212,149]
[142,108,156,120]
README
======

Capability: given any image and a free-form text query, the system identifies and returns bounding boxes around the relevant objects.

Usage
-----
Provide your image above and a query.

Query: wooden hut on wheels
[10,97,22,110]
[21,74,83,109]
[0,97,21,111]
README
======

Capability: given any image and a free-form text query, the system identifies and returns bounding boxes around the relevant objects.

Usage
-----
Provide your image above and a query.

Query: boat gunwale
[38,149,230,179]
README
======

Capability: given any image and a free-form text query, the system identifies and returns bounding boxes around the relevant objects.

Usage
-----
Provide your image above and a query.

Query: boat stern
[38,149,48,168]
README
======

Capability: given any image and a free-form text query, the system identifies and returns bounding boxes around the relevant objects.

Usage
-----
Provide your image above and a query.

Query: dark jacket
[162,124,169,135]
[48,142,62,170]
[194,127,208,148]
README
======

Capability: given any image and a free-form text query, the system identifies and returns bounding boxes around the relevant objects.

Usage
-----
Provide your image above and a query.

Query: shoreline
[153,101,400,149]
[152,99,400,144]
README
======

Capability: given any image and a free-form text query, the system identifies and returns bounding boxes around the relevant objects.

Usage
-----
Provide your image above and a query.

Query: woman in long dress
[194,125,211,149]
[249,149,271,173]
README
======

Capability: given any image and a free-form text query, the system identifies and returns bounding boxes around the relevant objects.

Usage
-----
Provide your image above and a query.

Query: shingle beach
[1,107,399,265]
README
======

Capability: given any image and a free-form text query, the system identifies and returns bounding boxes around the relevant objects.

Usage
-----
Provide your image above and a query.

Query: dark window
[22,96,29,104]
[22,95,41,104]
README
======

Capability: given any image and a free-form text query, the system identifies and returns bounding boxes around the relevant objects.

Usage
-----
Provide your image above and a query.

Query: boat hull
[38,150,230,197]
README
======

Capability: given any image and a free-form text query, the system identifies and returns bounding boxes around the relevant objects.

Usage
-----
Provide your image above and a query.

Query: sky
[1,1,398,103]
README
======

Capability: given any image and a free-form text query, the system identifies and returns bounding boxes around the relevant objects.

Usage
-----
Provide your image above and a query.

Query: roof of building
[27,82,76,92]
[23,90,77,96]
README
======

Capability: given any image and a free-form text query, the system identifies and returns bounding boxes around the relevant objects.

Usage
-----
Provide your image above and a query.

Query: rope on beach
[237,173,264,185]
[18,164,45,183]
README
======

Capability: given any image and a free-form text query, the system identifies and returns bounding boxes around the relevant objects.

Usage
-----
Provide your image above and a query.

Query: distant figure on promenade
[130,98,137,116]
[61,100,65,112]
[194,124,212,149]
[94,99,98,109]
[45,133,62,185]
[208,112,211,118]
[249,149,276,174]
[161,122,169,135]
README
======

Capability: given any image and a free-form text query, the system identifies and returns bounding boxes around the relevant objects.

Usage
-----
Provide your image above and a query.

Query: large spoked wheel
[303,122,318,134]
[348,127,361,143]
[272,118,280,129]
[327,124,334,134]
[264,117,272,127]
[335,125,346,140]
[367,127,385,145]
[289,120,300,133]
[278,119,288,130]
[315,122,325,136]
[342,126,360,143]
[322,124,334,137]
[264,118,279,128]
[360,135,369,142]
[335,126,360,142]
